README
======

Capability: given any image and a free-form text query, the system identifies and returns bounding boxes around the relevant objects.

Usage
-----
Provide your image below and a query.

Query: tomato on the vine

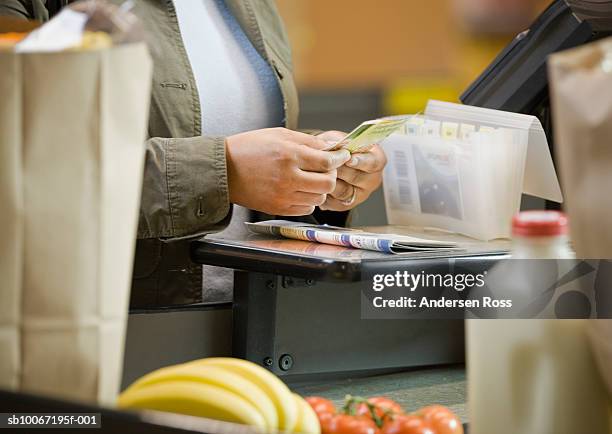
[322,413,381,434]
[306,395,462,434]
[356,397,403,421]
[414,405,463,434]
[306,396,337,416]
[381,414,434,434]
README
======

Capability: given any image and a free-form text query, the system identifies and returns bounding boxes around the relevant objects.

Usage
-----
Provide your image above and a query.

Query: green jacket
[0,0,308,307]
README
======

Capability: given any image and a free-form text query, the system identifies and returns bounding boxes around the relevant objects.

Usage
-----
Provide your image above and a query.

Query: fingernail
[319,205,328,211]
[347,156,359,167]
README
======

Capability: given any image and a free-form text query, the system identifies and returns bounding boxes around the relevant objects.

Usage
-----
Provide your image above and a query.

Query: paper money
[326,116,410,153]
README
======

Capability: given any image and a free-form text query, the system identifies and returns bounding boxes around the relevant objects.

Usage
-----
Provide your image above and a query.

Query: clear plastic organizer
[381,100,563,240]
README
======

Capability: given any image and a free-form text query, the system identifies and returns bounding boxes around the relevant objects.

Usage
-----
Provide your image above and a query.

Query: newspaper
[246,220,462,254]
[326,116,410,153]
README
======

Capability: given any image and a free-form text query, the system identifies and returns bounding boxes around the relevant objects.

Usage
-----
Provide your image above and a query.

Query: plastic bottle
[510,210,574,259]
[467,211,611,434]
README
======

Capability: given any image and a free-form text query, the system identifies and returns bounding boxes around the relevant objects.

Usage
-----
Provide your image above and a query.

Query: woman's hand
[226,128,351,216]
[317,130,387,211]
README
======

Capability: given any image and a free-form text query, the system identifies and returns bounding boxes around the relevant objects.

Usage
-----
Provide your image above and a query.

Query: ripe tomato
[322,414,381,434]
[382,414,434,434]
[415,405,463,434]
[318,412,335,432]
[306,396,337,416]
[356,397,403,421]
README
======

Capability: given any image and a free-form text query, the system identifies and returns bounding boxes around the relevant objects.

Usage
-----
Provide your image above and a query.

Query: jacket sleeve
[137,135,231,240]
[0,0,48,21]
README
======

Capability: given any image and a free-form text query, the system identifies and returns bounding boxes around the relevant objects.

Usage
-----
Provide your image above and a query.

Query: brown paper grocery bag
[587,321,612,400]
[0,44,152,405]
[548,37,612,258]
[550,39,612,416]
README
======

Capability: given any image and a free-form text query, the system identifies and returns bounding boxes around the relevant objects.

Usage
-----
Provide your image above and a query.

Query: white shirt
[173,0,284,136]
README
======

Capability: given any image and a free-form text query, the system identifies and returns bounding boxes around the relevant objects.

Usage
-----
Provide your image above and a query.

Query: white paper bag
[0,43,152,405]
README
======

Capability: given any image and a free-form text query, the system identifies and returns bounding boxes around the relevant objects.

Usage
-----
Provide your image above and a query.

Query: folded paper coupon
[326,116,410,153]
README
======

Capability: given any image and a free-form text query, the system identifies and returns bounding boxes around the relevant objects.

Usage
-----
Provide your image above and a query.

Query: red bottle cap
[512,211,569,237]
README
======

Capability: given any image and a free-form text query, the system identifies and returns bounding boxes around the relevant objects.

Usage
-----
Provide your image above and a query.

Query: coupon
[326,116,410,153]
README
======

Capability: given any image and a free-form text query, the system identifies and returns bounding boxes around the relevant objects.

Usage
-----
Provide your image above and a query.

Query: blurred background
[275,0,552,226]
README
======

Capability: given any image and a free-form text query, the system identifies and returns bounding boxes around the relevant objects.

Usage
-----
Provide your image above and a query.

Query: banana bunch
[118,357,319,434]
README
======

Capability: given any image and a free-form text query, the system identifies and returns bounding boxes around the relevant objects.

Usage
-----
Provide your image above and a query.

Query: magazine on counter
[245,220,462,254]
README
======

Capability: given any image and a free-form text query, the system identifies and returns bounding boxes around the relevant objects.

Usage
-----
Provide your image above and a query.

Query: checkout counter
[120,235,504,423]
